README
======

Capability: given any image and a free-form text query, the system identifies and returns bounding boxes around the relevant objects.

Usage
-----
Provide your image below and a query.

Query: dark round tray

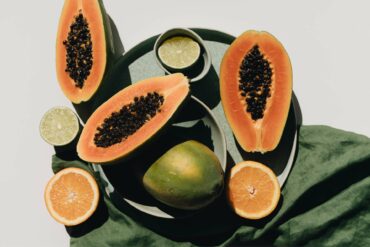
[92,28,302,219]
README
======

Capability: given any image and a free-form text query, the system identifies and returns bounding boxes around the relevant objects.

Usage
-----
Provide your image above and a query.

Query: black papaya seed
[238,45,273,121]
[63,11,93,89]
[94,92,165,148]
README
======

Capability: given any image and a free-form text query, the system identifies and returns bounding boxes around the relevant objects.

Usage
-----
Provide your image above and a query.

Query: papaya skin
[143,140,224,210]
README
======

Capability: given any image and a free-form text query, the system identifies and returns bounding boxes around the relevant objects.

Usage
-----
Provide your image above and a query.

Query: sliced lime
[158,36,201,69]
[39,106,80,146]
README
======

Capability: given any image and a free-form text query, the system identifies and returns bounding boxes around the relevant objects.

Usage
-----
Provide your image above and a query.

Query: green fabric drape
[51,125,370,246]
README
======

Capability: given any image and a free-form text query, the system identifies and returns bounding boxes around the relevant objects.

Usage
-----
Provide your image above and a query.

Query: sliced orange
[44,167,99,226]
[227,161,280,219]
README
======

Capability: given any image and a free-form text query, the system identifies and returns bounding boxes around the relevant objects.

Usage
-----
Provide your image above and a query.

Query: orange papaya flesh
[220,30,292,152]
[77,73,190,164]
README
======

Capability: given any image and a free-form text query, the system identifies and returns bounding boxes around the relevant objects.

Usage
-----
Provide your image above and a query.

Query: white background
[1,0,369,246]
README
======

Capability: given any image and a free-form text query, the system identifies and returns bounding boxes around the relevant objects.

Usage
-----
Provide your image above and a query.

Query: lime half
[40,106,80,146]
[158,36,201,69]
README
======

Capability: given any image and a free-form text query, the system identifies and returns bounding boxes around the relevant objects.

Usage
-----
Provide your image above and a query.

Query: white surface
[1,0,369,246]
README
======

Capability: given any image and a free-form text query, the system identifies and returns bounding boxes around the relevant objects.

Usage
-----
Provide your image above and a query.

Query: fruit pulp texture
[229,167,275,213]
[50,172,94,220]
[158,36,201,69]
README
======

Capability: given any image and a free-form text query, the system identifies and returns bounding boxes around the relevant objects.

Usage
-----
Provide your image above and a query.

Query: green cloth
[52,125,370,246]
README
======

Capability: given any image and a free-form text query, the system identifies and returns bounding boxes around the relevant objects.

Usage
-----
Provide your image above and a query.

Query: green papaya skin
[143,140,224,210]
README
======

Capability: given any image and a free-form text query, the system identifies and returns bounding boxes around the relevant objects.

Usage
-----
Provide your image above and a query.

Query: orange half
[227,161,280,219]
[44,167,99,226]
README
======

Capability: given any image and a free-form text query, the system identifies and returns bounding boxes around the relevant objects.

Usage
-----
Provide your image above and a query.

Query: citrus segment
[39,106,79,146]
[227,161,280,219]
[44,167,99,226]
[158,36,201,69]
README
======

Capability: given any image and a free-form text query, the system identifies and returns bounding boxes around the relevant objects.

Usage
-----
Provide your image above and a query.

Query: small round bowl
[154,28,212,83]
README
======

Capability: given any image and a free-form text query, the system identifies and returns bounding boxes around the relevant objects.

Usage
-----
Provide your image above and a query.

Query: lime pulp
[39,106,80,146]
[158,36,201,70]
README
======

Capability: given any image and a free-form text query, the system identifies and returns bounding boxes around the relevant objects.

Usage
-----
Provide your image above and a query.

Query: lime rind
[40,106,79,146]
[158,36,201,69]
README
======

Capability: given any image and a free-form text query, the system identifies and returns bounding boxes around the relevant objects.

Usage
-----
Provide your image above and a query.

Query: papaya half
[56,0,123,106]
[77,73,190,164]
[220,30,292,153]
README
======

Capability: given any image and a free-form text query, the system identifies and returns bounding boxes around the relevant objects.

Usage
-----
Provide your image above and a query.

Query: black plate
[93,28,302,219]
